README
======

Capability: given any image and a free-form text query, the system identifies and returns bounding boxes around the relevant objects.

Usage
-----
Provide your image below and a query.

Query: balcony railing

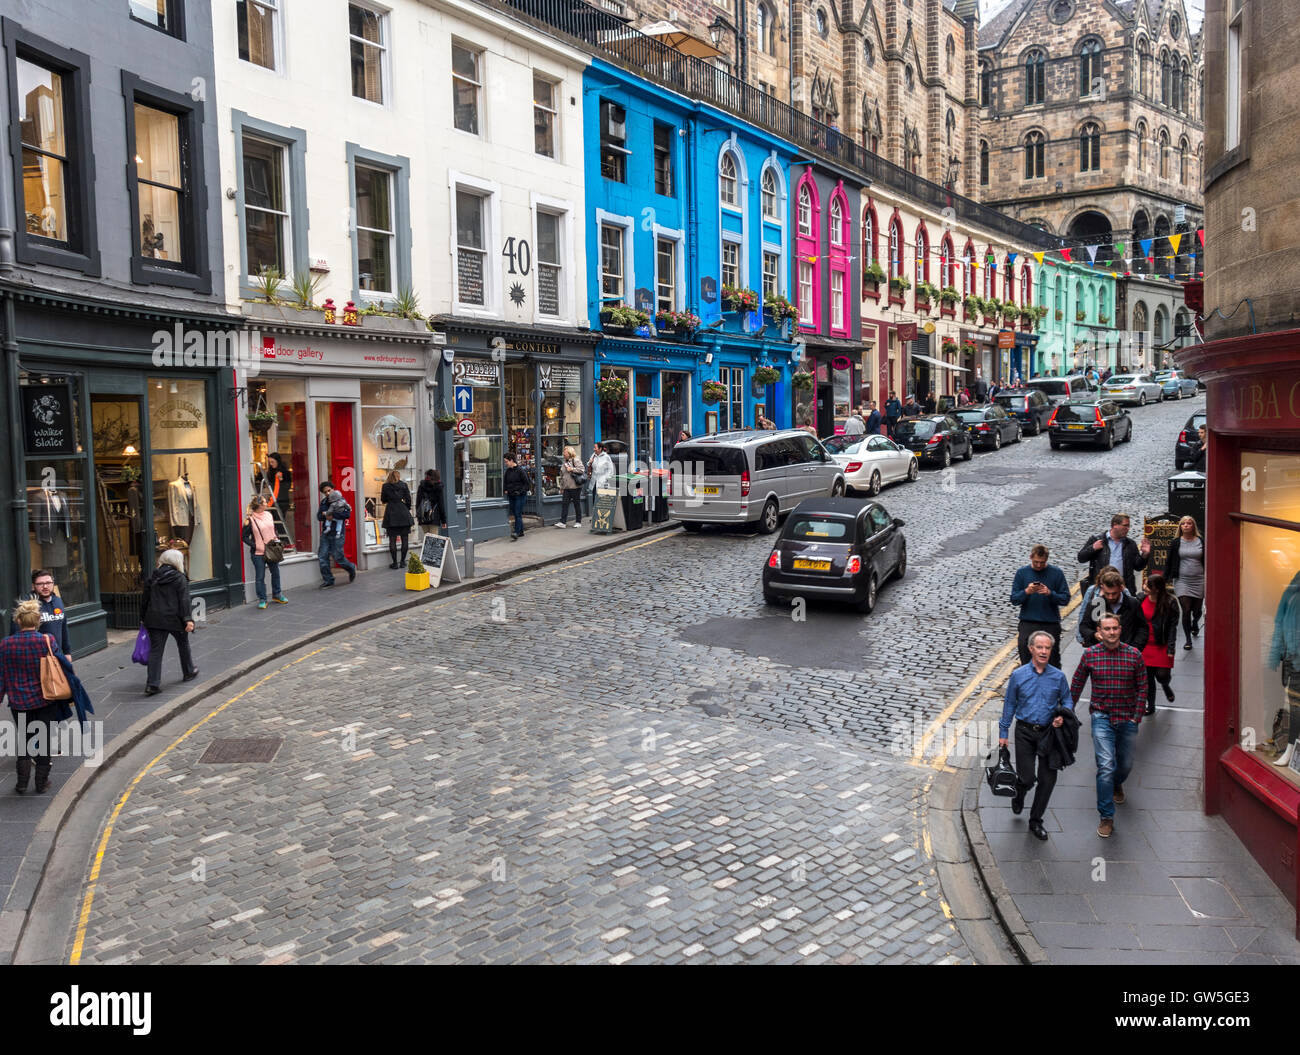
[491,0,1061,250]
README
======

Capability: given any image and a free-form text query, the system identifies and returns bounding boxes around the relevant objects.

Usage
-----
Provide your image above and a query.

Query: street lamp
[943,154,961,191]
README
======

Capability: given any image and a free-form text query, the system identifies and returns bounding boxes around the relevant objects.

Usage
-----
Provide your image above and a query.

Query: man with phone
[1011,544,1071,668]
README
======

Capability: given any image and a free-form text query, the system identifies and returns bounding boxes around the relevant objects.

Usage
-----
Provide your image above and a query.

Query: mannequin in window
[32,487,70,570]
[1267,569,1300,768]
[127,479,146,559]
[168,461,200,543]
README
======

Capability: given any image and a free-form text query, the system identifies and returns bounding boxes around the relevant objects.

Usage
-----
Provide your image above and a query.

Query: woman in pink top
[243,497,288,610]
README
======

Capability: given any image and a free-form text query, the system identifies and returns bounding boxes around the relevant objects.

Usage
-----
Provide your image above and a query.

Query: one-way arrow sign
[454,385,473,414]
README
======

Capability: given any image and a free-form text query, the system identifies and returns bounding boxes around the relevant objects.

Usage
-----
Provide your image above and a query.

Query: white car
[1100,373,1165,406]
[820,433,919,495]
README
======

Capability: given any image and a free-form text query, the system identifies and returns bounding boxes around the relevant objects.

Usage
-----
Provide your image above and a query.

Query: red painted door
[329,401,357,564]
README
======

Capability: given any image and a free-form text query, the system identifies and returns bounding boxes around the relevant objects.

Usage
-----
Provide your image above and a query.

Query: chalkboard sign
[591,489,618,535]
[419,533,462,587]
[22,382,75,455]
[457,248,484,306]
[538,264,559,316]
[1142,513,1180,584]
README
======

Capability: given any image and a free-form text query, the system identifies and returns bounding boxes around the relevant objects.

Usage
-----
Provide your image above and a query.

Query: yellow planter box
[405,570,430,591]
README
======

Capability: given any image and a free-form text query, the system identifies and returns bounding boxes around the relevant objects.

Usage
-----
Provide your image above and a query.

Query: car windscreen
[1152,372,1172,381]
[955,410,986,423]
[991,394,1022,408]
[1106,376,1137,384]
[671,446,746,477]
[1029,380,1068,396]
[821,436,865,455]
[1052,403,1096,423]
[785,516,852,541]
[894,420,936,439]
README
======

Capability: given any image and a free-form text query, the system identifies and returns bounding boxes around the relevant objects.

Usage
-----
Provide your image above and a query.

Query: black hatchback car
[1047,399,1133,450]
[1175,410,1207,469]
[992,388,1054,434]
[762,498,906,614]
[954,404,1021,450]
[892,414,973,467]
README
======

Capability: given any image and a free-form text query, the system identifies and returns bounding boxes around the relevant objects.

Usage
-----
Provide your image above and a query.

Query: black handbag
[985,746,1018,797]
[252,516,284,564]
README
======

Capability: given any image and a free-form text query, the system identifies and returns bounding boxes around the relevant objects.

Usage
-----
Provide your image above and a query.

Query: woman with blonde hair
[381,469,414,568]
[556,445,584,528]
[242,496,287,610]
[141,549,197,695]
[1163,515,1205,650]
[0,599,64,792]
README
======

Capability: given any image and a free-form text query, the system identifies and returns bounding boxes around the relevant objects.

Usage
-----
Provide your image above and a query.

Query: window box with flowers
[596,374,630,406]
[939,286,960,317]
[656,309,700,339]
[701,380,728,405]
[600,306,649,335]
[914,281,940,313]
[1098,312,1110,325]
[862,260,886,291]
[1076,309,1087,322]
[721,285,759,314]
[1054,308,1064,322]
[763,294,799,327]
[888,274,910,307]
[963,294,983,322]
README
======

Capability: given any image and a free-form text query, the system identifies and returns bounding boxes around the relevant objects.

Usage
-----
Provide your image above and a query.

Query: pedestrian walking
[903,393,921,417]
[416,469,448,537]
[958,387,972,406]
[1076,564,1130,644]
[588,442,615,491]
[1190,424,1208,473]
[1011,544,1071,668]
[503,454,532,541]
[1164,515,1205,651]
[381,470,414,568]
[0,599,72,793]
[885,391,902,437]
[999,631,1078,841]
[842,410,865,436]
[864,401,882,436]
[1071,612,1148,837]
[9,569,72,661]
[316,481,356,588]
[922,391,937,414]
[988,381,1000,401]
[1077,513,1150,593]
[973,373,989,402]
[1140,573,1179,714]
[556,446,584,528]
[1078,569,1150,650]
[242,497,288,610]
[141,549,198,696]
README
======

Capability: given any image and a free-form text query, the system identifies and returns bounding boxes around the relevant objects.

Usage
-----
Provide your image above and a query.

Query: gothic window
[888,216,902,278]
[863,40,875,67]
[1179,60,1190,112]
[1158,128,1170,178]
[1137,38,1150,96]
[945,36,955,74]
[1024,131,1045,179]
[1160,49,1172,106]
[757,2,777,56]
[945,109,956,150]
[1135,120,1147,168]
[1079,122,1101,171]
[1178,136,1189,184]
[797,183,811,234]
[979,61,992,107]
[979,140,989,185]
[719,151,738,206]
[1079,38,1102,97]
[816,8,827,37]
[1024,49,1046,105]
[914,226,927,286]
[906,65,915,92]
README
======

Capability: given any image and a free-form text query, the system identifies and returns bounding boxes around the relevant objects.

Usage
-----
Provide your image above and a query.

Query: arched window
[1024,131,1045,179]
[888,215,902,277]
[1020,266,1031,305]
[863,39,875,67]
[1098,285,1108,320]
[1075,280,1085,320]
[979,61,992,107]
[1025,49,1046,105]
[979,140,990,186]
[1132,209,1150,273]
[940,235,953,290]
[761,167,778,218]
[1178,136,1189,184]
[1158,128,1170,178]
[1171,58,1181,112]
[757,2,777,56]
[1133,301,1148,358]
[797,184,811,235]
[829,196,843,247]
[1160,49,1172,105]
[1153,306,1167,343]
[1004,258,1014,302]
[905,65,915,91]
[1198,70,1204,120]
[962,240,975,296]
[1180,59,1190,112]
[1054,277,1064,324]
[719,152,738,206]
[815,8,827,37]
[1079,38,1102,97]
[1135,120,1147,169]
[945,109,956,150]
[915,225,928,286]
[983,251,994,299]
[946,36,955,74]
[861,204,876,266]
[1079,122,1101,171]
[1136,38,1150,96]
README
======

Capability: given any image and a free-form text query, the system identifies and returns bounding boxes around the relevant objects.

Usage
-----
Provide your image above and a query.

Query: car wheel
[906,459,919,482]
[1103,428,1114,451]
[757,499,779,535]
[1123,421,1133,442]
[1014,425,1022,444]
[941,446,952,469]
[831,478,845,497]
[681,521,703,532]
[895,543,907,580]
[1176,388,1183,400]
[867,471,881,496]
[992,431,1002,451]
[1138,392,1147,406]
[1157,391,1164,402]
[963,439,973,461]
[1050,437,1061,450]
[763,588,781,607]
[856,572,878,614]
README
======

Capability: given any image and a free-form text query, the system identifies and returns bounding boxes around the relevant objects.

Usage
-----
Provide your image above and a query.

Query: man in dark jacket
[503,455,532,541]
[903,393,922,417]
[1078,570,1150,650]
[1077,513,1150,592]
[885,392,902,437]
[316,481,356,587]
[864,401,882,436]
[1010,544,1071,668]
[10,569,71,660]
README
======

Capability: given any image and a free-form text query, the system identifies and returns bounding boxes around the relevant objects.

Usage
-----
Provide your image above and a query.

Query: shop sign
[151,399,204,433]
[591,489,618,534]
[898,323,918,342]
[1141,514,1181,584]
[997,331,1016,350]
[539,363,583,389]
[638,353,670,363]
[1219,376,1300,430]
[260,335,422,369]
[502,338,563,355]
[452,360,501,384]
[22,383,75,455]
[831,356,852,371]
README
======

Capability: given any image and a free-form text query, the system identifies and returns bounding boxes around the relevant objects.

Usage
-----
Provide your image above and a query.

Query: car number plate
[793,558,831,571]
[1066,424,1086,430]
[694,485,720,495]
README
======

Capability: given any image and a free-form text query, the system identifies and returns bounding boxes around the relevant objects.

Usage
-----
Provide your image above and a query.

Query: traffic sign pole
[459,439,474,577]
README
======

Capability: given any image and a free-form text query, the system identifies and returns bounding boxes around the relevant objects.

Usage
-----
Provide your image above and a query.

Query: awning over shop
[911,353,968,373]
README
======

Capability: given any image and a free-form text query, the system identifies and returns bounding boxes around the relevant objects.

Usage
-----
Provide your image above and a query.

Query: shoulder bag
[40,634,73,701]
[254,515,285,564]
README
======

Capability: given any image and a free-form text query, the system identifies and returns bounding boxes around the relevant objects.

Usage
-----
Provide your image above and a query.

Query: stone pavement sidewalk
[0,517,672,961]
[969,627,1300,965]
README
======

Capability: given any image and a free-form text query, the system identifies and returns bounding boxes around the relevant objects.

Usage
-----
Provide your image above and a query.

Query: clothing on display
[32,488,70,567]
[1268,570,1300,764]
[168,458,200,543]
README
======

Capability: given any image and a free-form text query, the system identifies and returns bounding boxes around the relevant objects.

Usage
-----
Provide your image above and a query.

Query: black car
[954,404,1021,450]
[762,498,906,614]
[1175,410,1208,469]
[992,388,1054,434]
[1047,399,1133,450]
[892,414,973,467]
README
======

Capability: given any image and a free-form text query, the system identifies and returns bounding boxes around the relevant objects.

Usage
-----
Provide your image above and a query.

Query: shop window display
[452,358,503,500]
[538,363,583,497]
[1239,453,1300,784]
[505,363,536,493]
[149,378,212,581]
[598,367,631,451]
[661,372,689,460]
[249,377,310,553]
[361,381,417,544]
[91,393,146,611]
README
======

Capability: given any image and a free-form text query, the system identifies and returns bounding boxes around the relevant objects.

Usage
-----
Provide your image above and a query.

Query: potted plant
[600,306,647,335]
[1055,308,1064,322]
[914,281,939,311]
[1098,312,1110,325]
[889,275,912,296]
[701,380,728,404]
[405,552,430,592]
[596,374,629,406]
[1076,309,1087,322]
[721,285,759,314]
[753,365,782,386]
[791,370,815,391]
[963,294,983,318]
[939,286,961,306]
[863,260,886,287]
[763,294,799,323]
[961,341,979,357]
[287,270,323,313]
[655,309,700,337]
[941,338,959,356]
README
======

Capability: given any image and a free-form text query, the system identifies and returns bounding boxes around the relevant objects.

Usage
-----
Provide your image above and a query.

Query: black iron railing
[491,0,1061,249]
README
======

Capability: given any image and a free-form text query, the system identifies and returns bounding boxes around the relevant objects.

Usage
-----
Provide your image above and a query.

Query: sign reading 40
[502,237,531,276]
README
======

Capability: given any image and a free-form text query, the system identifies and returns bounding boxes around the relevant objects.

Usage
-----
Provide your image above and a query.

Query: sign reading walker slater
[22,382,76,455]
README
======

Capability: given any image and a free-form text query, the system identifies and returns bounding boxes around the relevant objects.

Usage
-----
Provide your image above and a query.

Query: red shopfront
[1179,329,1300,937]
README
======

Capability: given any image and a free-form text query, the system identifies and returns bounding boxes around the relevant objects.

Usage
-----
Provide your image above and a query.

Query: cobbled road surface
[65,395,1204,964]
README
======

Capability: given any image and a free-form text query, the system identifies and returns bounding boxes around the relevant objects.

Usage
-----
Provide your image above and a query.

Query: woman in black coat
[381,470,414,568]
[141,549,197,695]
[416,469,448,535]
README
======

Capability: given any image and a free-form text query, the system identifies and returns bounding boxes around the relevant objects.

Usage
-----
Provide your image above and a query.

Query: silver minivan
[668,430,845,534]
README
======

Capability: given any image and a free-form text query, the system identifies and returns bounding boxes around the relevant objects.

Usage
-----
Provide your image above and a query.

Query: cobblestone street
[57,398,1205,964]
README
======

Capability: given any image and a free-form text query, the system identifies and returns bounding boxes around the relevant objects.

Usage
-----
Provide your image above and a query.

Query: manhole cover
[198,738,283,764]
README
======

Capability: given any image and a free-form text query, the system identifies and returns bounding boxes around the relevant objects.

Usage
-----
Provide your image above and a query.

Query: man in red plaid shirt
[1070,612,1147,838]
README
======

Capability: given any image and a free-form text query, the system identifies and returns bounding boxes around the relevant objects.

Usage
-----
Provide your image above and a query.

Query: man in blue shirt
[1000,632,1075,840]
[1011,544,1071,668]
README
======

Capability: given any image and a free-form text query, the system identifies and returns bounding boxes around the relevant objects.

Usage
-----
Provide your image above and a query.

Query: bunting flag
[1169,233,1183,254]
[1197,229,1204,247]
[1060,248,1073,262]
[1110,272,1119,279]
[1085,245,1099,265]
[1114,242,1125,255]
[1139,238,1153,258]
[1033,252,1045,266]
[1007,252,1018,266]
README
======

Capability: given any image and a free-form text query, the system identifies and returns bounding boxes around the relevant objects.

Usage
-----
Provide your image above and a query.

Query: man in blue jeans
[1070,612,1147,838]
[503,454,532,541]
[316,481,356,587]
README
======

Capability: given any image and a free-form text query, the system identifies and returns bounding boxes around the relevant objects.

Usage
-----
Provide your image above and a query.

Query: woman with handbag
[141,549,198,696]
[0,599,71,793]
[556,446,585,528]
[243,497,288,610]
[1140,573,1180,715]
[416,469,448,537]
[381,470,414,568]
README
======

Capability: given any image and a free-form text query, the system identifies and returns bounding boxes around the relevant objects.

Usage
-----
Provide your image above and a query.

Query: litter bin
[649,468,670,523]
[1168,471,1206,538]
[615,472,645,530]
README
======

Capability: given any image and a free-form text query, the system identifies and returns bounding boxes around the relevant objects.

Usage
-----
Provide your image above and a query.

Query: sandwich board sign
[419,533,463,587]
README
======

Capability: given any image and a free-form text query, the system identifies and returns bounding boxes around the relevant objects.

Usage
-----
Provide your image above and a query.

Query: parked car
[668,430,845,535]
[1152,369,1199,400]
[761,498,907,614]
[1175,410,1208,469]
[1047,399,1133,450]
[1100,372,1165,406]
[954,404,1021,450]
[992,388,1054,435]
[820,433,919,495]
[1027,375,1098,406]
[892,414,974,467]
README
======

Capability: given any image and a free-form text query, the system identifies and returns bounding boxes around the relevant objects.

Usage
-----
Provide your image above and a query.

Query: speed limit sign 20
[456,418,477,438]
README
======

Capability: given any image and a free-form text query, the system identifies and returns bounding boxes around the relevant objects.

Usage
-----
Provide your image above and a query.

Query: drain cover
[198,738,283,764]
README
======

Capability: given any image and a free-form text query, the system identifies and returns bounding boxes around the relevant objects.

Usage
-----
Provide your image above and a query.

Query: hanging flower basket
[596,374,629,406]
[701,380,728,405]
[791,371,815,391]
[248,411,277,436]
[752,365,782,386]
[436,415,457,432]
